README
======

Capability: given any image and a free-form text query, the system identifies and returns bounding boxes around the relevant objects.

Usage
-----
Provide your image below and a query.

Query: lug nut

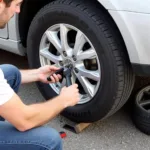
[73,56,77,61]
[63,51,67,57]
[59,61,64,66]
[74,68,79,73]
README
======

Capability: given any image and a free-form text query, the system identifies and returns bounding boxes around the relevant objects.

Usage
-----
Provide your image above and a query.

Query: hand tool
[47,65,73,87]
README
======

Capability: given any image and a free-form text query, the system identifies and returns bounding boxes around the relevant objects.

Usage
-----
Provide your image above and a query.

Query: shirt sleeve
[0,69,14,105]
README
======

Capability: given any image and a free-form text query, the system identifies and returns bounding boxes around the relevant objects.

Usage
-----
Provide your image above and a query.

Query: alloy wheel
[39,24,101,104]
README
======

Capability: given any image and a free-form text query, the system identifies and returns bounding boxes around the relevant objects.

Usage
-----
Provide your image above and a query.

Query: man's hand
[20,65,62,84]
[59,84,80,108]
[37,65,62,83]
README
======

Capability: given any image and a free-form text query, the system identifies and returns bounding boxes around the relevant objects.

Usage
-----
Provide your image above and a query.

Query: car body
[0,0,150,75]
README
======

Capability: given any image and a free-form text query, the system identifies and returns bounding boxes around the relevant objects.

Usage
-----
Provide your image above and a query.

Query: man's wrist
[20,69,40,84]
[29,69,41,82]
[57,95,69,109]
[36,68,41,81]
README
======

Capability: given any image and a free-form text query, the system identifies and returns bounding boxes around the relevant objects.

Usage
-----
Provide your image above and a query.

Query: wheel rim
[39,24,101,104]
[136,86,150,112]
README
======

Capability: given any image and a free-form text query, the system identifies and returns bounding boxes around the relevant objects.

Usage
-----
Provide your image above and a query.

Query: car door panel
[0,25,8,39]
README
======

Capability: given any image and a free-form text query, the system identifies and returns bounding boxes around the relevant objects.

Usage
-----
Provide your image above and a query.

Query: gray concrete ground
[0,50,150,150]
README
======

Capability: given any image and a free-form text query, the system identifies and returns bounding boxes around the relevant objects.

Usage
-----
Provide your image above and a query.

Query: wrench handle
[47,68,64,81]
[66,75,72,87]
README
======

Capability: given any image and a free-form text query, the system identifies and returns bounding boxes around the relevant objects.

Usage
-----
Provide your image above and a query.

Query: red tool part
[59,131,67,138]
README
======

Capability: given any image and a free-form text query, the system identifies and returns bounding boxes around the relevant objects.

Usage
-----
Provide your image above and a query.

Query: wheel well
[19,0,55,47]
[19,0,130,62]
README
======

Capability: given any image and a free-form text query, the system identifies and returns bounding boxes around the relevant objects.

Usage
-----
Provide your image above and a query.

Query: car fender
[97,0,150,13]
[97,0,150,65]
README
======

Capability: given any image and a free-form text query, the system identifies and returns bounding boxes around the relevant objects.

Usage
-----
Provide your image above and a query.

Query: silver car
[0,0,150,123]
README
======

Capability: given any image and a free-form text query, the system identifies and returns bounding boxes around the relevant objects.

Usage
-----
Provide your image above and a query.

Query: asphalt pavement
[0,50,150,150]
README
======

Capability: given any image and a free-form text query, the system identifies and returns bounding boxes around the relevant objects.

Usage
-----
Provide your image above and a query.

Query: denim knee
[0,122,63,150]
[0,64,21,93]
[38,127,62,150]
[50,128,62,150]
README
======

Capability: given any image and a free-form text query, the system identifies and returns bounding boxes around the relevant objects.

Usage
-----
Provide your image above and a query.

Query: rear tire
[132,86,150,135]
[126,76,150,111]
[27,0,135,122]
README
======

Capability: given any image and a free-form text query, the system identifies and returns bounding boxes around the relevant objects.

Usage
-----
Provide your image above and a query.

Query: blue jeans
[0,64,62,150]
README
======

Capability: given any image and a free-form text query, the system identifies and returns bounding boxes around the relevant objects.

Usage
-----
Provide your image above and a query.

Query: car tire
[126,76,150,111]
[132,86,150,135]
[27,0,135,122]
[131,76,150,99]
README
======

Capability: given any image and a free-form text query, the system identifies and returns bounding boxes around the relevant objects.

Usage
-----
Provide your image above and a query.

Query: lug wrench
[47,65,73,87]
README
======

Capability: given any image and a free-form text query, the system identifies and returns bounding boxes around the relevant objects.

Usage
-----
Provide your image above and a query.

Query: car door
[0,25,8,39]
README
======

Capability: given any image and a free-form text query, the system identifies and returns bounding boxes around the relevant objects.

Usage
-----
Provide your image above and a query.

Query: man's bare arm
[0,85,79,132]
[20,69,39,84]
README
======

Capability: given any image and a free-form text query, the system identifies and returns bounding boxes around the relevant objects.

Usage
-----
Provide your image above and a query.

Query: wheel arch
[97,0,140,65]
[19,0,55,47]
[19,0,133,65]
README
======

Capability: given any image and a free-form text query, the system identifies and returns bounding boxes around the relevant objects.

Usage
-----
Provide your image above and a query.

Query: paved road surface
[0,50,150,150]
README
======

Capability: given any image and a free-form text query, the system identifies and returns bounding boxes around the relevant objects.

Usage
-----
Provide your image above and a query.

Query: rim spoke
[60,24,69,52]
[40,48,63,64]
[73,30,86,56]
[71,72,77,83]
[77,48,97,61]
[45,31,62,54]
[140,100,150,106]
[46,58,51,65]
[40,56,46,66]
[76,75,95,98]
[77,65,100,81]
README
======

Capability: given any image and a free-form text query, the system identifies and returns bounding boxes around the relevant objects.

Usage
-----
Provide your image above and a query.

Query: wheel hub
[63,58,74,68]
